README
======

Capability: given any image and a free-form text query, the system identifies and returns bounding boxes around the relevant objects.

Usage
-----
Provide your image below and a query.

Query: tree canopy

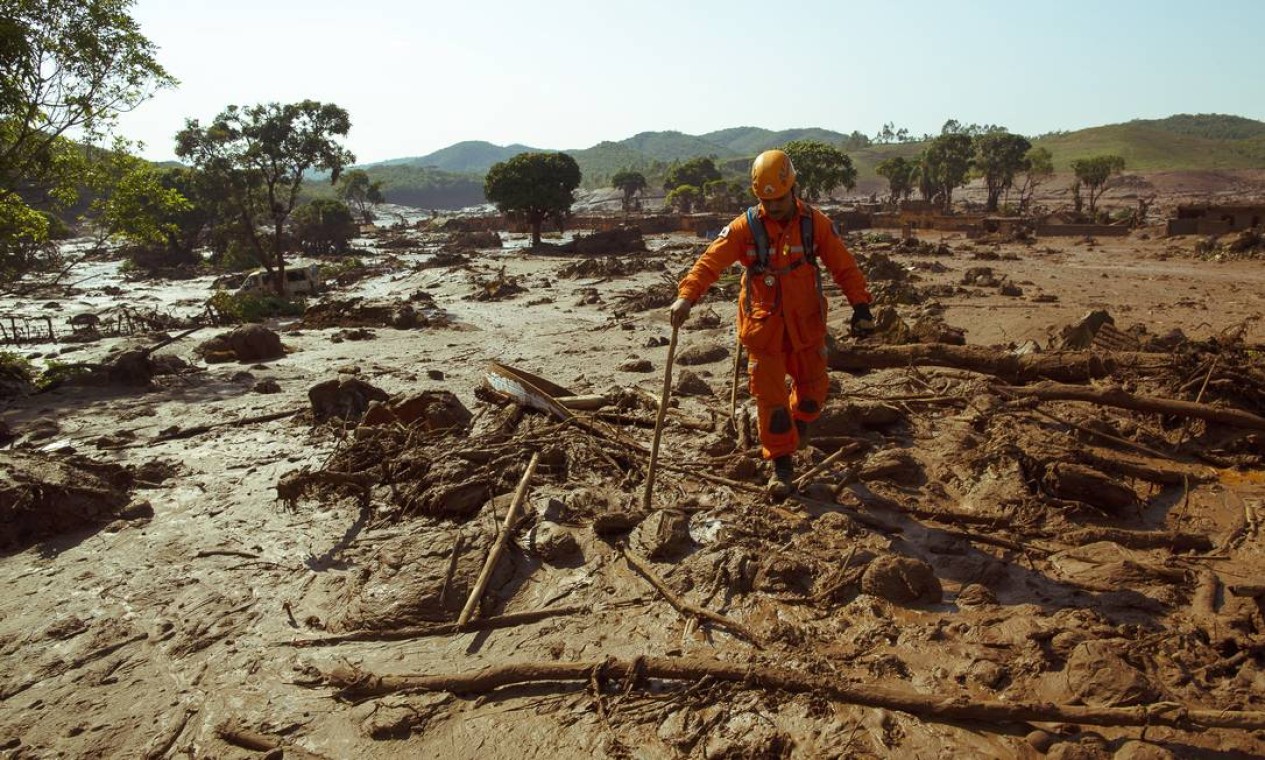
[875,156,916,205]
[921,133,974,211]
[336,169,384,223]
[1,0,174,285]
[611,169,646,212]
[1071,155,1126,215]
[974,132,1032,212]
[483,151,581,246]
[783,139,856,201]
[662,157,720,193]
[176,100,354,293]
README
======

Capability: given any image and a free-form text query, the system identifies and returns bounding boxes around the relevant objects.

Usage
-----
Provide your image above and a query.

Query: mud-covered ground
[2,204,1265,759]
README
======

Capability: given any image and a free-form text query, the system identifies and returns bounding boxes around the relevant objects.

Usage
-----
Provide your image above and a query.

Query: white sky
[116,0,1265,165]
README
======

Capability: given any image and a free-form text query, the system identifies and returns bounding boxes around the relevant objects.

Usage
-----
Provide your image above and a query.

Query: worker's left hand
[850,303,876,334]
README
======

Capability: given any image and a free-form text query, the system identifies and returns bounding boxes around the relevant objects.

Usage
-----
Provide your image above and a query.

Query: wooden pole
[642,326,679,510]
[729,330,742,419]
[457,452,540,628]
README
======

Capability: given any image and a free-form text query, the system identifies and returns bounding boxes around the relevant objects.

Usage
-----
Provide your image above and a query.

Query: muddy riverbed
[1,215,1264,759]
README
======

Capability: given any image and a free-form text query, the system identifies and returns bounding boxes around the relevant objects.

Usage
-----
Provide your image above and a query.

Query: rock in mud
[619,358,653,372]
[675,343,729,366]
[522,520,580,564]
[1041,463,1137,513]
[309,377,391,422]
[1113,741,1176,760]
[861,555,942,605]
[859,449,923,485]
[1064,640,1157,707]
[197,324,284,363]
[673,370,713,397]
[325,527,498,631]
[361,390,472,432]
[755,554,814,594]
[629,510,691,559]
[104,348,156,386]
[955,583,997,607]
[253,379,281,393]
[0,452,135,551]
[1047,737,1112,760]
[812,400,904,434]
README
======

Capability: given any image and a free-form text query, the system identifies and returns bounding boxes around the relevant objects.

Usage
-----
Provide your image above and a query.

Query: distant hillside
[1033,115,1265,172]
[323,113,1265,209]
[371,140,537,174]
[702,126,862,155]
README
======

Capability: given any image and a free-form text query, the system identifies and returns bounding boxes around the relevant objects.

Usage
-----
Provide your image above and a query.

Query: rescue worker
[668,149,874,498]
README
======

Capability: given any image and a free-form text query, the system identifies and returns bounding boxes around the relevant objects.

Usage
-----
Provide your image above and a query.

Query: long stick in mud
[642,325,679,510]
[457,452,540,628]
[729,330,742,419]
[319,655,1265,731]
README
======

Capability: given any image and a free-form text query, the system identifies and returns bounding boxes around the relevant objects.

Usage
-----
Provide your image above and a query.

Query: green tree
[335,169,384,223]
[292,199,356,255]
[0,0,174,285]
[662,157,720,193]
[666,185,701,213]
[611,169,647,212]
[483,151,581,246]
[974,132,1032,212]
[921,133,974,212]
[1070,155,1125,216]
[782,139,856,201]
[702,179,745,212]
[875,156,916,205]
[1015,146,1054,214]
[176,100,355,294]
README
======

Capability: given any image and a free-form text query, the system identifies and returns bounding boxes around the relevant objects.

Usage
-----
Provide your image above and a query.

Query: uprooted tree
[175,100,355,295]
[483,151,581,247]
[0,0,175,287]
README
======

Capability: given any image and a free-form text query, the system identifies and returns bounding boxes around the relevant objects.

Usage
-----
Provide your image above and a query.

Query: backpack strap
[746,205,771,272]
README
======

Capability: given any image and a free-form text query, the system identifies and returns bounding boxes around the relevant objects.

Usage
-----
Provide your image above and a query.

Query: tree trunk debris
[318,655,1265,731]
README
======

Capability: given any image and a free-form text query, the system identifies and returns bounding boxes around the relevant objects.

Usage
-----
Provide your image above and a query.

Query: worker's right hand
[668,297,693,328]
[850,302,876,334]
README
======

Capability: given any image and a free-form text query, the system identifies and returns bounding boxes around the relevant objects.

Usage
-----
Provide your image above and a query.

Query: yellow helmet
[751,149,796,200]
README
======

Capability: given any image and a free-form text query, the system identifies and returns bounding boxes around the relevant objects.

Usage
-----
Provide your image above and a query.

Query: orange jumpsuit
[677,200,871,460]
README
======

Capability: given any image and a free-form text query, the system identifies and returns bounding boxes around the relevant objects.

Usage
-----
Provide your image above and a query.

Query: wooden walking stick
[642,325,679,510]
[729,329,742,419]
[457,452,540,628]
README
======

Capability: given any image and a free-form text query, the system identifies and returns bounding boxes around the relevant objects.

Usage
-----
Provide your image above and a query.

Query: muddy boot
[765,455,794,500]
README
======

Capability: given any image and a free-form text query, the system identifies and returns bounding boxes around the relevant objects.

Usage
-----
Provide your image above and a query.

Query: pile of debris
[301,293,450,329]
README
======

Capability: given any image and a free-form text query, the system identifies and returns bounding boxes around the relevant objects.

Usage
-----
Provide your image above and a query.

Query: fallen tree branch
[622,549,762,647]
[827,343,1167,384]
[286,605,589,647]
[156,407,305,442]
[995,382,1265,431]
[1058,527,1213,553]
[458,452,540,627]
[318,655,1265,731]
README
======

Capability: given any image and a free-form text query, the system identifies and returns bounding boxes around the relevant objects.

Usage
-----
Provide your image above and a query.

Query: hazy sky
[116,0,1265,165]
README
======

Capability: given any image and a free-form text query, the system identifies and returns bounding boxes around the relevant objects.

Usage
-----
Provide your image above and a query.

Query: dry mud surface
[1,218,1265,759]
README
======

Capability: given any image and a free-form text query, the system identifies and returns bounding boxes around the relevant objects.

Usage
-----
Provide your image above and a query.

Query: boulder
[861,555,942,605]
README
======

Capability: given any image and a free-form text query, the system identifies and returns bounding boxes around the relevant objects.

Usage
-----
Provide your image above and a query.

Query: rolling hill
[340,113,1265,209]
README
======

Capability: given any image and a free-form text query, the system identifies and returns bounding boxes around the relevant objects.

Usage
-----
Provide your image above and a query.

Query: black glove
[850,303,876,333]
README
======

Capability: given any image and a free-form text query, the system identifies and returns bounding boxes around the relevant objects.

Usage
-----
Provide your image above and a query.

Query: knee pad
[797,399,820,415]
[769,407,792,434]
